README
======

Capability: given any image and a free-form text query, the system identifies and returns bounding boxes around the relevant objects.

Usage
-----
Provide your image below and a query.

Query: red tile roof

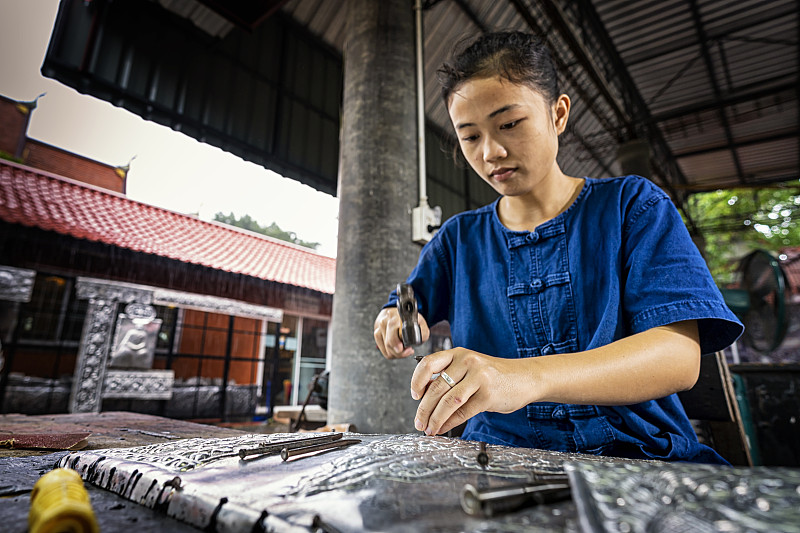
[0,160,336,294]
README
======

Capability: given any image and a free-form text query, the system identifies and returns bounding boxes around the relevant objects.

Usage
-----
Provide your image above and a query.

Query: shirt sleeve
[621,183,743,354]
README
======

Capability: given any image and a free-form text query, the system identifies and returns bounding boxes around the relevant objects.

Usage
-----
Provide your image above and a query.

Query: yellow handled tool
[29,467,99,533]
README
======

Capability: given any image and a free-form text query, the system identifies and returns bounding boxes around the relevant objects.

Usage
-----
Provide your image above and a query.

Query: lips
[490,167,516,181]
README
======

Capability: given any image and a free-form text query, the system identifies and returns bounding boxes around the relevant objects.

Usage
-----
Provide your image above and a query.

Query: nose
[482,135,507,162]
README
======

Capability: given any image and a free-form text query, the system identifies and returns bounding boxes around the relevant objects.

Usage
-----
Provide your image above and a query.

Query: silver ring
[440,371,456,388]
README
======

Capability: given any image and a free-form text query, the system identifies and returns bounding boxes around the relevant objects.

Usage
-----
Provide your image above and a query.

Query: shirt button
[541,343,554,355]
[552,406,566,419]
[530,279,543,292]
[526,231,539,243]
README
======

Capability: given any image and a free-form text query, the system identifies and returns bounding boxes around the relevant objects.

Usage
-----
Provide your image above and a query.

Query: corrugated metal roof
[43,0,798,214]
[595,0,797,193]
[281,0,799,198]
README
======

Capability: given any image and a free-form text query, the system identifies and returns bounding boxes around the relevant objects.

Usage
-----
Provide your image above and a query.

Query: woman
[373,31,742,463]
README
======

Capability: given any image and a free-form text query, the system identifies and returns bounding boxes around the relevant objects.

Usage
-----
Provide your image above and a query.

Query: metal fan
[720,250,789,353]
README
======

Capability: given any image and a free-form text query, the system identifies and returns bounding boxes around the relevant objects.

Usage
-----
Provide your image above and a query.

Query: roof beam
[539,0,699,230]
[688,0,747,185]
[502,0,621,136]
[450,0,489,33]
[673,173,800,193]
[625,3,797,66]
[674,130,799,158]
[523,0,630,129]
[195,0,290,31]
[650,81,796,124]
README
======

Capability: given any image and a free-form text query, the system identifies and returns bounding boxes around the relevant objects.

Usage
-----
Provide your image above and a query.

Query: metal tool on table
[476,441,490,467]
[280,438,361,461]
[396,283,424,360]
[239,433,345,460]
[460,475,571,517]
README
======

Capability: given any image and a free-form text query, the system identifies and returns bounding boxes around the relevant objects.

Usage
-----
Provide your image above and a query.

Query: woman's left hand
[411,348,532,436]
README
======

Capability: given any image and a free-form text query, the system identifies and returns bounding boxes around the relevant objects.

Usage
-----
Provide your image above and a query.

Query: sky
[0,0,340,257]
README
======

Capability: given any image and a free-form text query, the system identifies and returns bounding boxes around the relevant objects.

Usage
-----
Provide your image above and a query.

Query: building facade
[0,94,335,421]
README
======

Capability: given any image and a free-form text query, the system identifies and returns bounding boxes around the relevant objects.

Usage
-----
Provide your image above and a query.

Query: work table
[2,412,799,532]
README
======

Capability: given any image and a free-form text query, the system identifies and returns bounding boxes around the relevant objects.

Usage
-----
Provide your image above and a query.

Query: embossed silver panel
[153,288,283,322]
[0,266,36,302]
[109,315,161,369]
[58,433,612,532]
[69,279,286,413]
[103,370,174,399]
[566,461,800,533]
[59,433,800,532]
[75,278,155,305]
[70,278,154,413]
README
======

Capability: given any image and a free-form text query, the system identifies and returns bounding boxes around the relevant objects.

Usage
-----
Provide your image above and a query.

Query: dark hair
[438,31,560,107]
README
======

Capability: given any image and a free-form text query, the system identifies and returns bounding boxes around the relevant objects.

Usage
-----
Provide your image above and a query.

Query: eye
[500,119,521,130]
[461,133,479,143]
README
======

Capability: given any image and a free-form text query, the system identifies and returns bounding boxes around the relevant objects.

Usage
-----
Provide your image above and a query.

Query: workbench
[2,412,799,532]
[1,412,245,532]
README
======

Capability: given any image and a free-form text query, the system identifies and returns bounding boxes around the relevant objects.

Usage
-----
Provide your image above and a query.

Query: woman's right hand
[373,307,430,360]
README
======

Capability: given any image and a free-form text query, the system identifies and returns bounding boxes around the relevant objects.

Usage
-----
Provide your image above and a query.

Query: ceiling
[49,0,799,228]
[282,0,797,220]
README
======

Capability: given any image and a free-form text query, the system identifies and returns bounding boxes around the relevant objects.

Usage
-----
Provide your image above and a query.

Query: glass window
[152,305,177,352]
[17,274,70,342]
[294,317,328,405]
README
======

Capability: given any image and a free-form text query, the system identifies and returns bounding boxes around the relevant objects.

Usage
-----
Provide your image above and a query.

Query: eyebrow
[456,104,520,130]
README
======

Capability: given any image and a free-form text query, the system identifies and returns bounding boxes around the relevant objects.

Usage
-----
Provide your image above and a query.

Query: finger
[392,346,415,359]
[380,311,405,356]
[373,321,398,359]
[386,325,416,359]
[373,327,390,359]
[418,314,431,343]
[374,313,411,359]
[423,376,479,436]
[413,374,453,432]
[413,362,464,432]
[438,388,487,435]
[410,351,454,400]
[392,323,406,355]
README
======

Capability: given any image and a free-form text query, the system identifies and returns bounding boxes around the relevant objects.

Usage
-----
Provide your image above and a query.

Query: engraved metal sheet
[102,370,174,399]
[565,461,800,533]
[153,288,283,322]
[57,433,637,532]
[75,277,154,305]
[70,278,155,413]
[69,298,118,413]
[108,315,161,369]
[0,266,35,302]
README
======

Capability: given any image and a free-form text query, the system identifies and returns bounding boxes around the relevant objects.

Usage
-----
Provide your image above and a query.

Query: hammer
[396,283,423,353]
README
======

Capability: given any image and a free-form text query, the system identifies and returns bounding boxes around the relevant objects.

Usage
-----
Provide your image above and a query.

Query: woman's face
[447,76,570,197]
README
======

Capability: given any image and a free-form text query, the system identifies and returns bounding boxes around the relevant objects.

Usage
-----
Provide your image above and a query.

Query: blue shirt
[387,176,743,463]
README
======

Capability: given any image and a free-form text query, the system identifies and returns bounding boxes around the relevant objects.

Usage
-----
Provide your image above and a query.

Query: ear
[553,94,571,135]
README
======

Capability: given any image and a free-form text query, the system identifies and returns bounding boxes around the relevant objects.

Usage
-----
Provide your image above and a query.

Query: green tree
[213,212,320,250]
[685,184,800,284]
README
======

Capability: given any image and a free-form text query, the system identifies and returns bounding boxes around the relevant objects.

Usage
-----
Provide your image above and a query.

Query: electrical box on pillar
[412,0,441,245]
[412,203,441,244]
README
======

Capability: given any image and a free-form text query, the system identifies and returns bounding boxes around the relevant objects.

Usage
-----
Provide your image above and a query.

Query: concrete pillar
[328,0,421,433]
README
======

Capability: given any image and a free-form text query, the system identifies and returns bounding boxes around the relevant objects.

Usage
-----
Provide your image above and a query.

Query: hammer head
[396,283,423,347]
